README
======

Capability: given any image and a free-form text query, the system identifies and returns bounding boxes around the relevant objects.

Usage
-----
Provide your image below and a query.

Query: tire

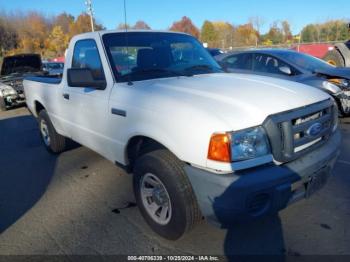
[38,110,66,153]
[324,50,345,67]
[0,98,7,112]
[133,149,201,240]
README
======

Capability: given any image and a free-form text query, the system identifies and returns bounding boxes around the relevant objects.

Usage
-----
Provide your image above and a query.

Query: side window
[224,54,253,70]
[71,39,105,80]
[253,54,296,76]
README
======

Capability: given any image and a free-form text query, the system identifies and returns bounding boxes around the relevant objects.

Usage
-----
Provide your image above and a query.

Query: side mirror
[67,68,106,90]
[279,66,292,75]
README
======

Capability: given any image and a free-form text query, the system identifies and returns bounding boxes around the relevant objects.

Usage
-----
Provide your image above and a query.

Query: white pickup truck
[24,30,341,240]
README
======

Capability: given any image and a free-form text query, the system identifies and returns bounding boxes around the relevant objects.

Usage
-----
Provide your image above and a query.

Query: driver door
[61,37,114,157]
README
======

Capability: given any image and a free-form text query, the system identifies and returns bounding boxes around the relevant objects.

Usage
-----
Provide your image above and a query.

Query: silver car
[216,49,350,116]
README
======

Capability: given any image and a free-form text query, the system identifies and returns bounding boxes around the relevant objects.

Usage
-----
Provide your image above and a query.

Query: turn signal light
[208,133,231,162]
[329,79,342,85]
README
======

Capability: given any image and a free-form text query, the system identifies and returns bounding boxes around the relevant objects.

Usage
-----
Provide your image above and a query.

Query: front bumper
[336,91,350,115]
[3,94,26,107]
[184,129,341,227]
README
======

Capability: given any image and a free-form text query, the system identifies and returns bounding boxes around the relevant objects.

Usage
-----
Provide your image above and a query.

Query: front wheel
[133,149,201,240]
[38,110,67,153]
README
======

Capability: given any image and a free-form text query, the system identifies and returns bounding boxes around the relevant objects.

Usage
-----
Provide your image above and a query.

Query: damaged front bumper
[336,91,350,115]
[2,93,26,107]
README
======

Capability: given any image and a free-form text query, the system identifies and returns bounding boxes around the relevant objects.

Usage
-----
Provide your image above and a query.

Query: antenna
[123,0,133,86]
[123,0,128,32]
[85,0,95,32]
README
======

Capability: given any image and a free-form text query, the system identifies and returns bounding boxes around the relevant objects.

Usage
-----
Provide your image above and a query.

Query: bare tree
[249,16,266,45]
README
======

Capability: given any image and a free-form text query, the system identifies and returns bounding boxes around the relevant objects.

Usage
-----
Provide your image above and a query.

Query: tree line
[0,11,349,60]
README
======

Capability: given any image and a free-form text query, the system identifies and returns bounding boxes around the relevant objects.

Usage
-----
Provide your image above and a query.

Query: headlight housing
[1,87,17,96]
[208,126,271,163]
[322,81,342,94]
[231,127,271,161]
[328,78,350,90]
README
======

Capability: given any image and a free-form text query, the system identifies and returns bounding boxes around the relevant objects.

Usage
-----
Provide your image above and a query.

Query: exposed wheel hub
[152,187,168,206]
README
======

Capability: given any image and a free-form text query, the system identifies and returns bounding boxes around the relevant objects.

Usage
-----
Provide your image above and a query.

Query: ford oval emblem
[307,123,322,137]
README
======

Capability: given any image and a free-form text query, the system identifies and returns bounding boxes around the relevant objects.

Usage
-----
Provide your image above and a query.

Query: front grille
[263,99,335,163]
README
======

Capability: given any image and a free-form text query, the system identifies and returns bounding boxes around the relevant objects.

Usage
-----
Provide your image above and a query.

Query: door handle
[63,93,70,100]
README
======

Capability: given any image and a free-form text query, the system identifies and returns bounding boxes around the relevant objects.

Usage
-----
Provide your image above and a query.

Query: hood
[1,54,42,76]
[132,73,331,131]
[314,67,350,80]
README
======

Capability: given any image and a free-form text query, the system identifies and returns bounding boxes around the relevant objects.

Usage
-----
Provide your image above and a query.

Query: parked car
[24,30,340,240]
[216,49,350,116]
[42,62,64,76]
[0,54,42,111]
[207,48,224,57]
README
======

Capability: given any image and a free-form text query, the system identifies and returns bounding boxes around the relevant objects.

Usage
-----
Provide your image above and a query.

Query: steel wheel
[140,173,172,225]
[40,119,51,146]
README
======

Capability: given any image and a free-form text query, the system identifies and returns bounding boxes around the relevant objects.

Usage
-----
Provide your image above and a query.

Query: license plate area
[305,166,330,198]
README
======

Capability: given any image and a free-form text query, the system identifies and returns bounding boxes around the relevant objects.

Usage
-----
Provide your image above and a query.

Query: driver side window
[72,39,105,81]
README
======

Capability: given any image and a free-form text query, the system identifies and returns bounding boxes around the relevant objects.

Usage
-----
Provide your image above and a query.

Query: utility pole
[85,0,95,32]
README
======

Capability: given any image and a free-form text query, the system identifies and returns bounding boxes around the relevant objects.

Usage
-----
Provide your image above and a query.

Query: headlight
[329,78,350,90]
[207,126,271,163]
[231,127,271,161]
[1,87,17,96]
[322,81,342,94]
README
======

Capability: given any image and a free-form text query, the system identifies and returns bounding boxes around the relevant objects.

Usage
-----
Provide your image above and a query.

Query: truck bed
[25,76,62,85]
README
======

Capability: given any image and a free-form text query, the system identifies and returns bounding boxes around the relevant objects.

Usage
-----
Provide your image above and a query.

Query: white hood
[131,73,331,131]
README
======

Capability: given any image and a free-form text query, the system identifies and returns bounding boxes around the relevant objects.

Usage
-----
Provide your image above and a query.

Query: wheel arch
[34,100,46,117]
[125,135,179,172]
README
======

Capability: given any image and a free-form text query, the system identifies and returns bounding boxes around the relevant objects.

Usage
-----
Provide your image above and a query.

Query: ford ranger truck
[23,30,341,240]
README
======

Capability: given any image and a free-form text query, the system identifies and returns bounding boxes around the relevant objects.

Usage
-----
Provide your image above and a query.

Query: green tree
[54,12,74,34]
[200,21,218,47]
[45,25,69,58]
[281,20,292,43]
[265,21,284,44]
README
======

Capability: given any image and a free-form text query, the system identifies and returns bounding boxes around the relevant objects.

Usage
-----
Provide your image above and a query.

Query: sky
[0,0,349,34]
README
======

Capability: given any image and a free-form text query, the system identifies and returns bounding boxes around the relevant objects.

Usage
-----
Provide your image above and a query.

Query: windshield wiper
[184,64,222,73]
[134,68,192,77]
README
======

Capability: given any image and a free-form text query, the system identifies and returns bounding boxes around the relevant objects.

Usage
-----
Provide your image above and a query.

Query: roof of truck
[76,29,190,38]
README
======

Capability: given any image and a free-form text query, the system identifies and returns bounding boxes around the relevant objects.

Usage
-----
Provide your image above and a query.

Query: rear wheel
[133,149,201,240]
[324,50,345,67]
[38,110,66,153]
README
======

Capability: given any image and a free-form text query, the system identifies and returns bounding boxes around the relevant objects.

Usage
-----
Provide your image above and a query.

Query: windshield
[278,51,335,72]
[103,32,223,82]
[45,63,64,69]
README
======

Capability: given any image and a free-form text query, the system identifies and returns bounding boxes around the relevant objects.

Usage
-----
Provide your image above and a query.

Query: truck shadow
[211,169,303,260]
[222,215,286,261]
[0,115,58,233]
